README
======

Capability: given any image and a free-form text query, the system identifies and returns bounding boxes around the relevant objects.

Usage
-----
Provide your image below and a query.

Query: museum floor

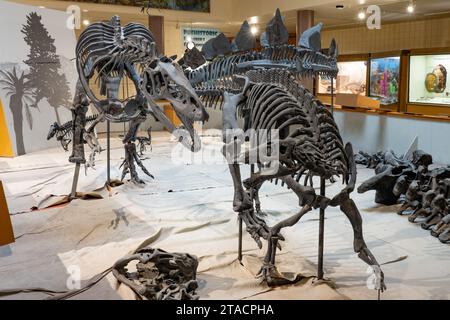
[0,131,449,300]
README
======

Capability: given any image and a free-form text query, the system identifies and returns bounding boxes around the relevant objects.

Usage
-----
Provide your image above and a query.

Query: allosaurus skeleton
[69,16,208,192]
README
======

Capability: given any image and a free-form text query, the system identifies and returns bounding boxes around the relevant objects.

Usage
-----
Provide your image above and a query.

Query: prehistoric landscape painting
[0,2,76,156]
[60,0,211,13]
[369,57,400,105]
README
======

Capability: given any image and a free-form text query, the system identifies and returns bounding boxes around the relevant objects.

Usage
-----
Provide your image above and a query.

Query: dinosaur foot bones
[120,142,154,184]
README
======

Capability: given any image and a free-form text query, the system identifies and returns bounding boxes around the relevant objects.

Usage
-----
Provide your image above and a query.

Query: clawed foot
[239,210,284,249]
[233,190,253,212]
[120,142,154,184]
[431,216,450,242]
[257,263,299,287]
[408,208,428,223]
[375,270,387,293]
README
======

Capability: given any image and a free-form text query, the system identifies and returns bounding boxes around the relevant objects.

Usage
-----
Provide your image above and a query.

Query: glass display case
[409,54,450,106]
[369,56,400,105]
[318,61,367,95]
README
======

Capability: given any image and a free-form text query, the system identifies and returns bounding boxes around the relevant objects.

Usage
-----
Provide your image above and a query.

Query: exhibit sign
[60,0,211,13]
[369,57,400,105]
[409,54,450,106]
[182,27,220,50]
[0,1,76,156]
[318,61,367,95]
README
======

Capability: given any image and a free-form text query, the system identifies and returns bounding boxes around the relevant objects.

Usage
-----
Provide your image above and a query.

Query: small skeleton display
[112,247,199,300]
[358,150,450,243]
[180,10,386,290]
[47,113,103,170]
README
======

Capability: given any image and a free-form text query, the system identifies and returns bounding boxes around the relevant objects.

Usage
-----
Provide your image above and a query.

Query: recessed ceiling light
[187,41,195,50]
[358,10,366,20]
[83,20,90,26]
[336,5,344,10]
[249,16,258,24]
[83,9,89,13]
[407,2,415,13]
[38,6,45,9]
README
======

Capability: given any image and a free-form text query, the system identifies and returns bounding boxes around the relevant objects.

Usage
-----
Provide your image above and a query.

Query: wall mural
[60,0,211,13]
[0,1,76,156]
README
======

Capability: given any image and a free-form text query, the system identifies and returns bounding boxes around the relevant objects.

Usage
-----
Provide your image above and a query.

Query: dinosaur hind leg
[258,204,312,286]
[340,197,386,292]
[121,112,153,184]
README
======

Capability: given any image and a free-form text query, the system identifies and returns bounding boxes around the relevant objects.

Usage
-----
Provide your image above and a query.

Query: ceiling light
[358,10,366,20]
[407,2,415,13]
[83,20,90,26]
[250,26,258,35]
[249,16,258,24]
[38,6,45,9]
[358,0,366,4]
[336,5,344,10]
[83,9,89,13]
[187,42,195,50]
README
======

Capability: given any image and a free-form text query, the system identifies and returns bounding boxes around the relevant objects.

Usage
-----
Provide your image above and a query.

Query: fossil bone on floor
[0,132,449,300]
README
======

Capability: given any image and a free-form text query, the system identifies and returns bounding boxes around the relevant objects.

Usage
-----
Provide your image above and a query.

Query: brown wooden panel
[0,181,14,246]
[370,51,403,59]
[338,54,370,62]
[398,50,410,112]
[409,47,450,55]
[407,104,450,116]
[148,15,165,54]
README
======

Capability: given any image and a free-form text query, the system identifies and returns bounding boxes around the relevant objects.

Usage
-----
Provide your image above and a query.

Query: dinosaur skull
[144,58,209,123]
[47,122,60,140]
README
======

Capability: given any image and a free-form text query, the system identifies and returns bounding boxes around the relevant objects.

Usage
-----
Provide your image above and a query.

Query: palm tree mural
[0,67,35,156]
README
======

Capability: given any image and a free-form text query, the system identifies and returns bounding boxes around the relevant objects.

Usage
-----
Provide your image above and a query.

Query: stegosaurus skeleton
[182,16,386,290]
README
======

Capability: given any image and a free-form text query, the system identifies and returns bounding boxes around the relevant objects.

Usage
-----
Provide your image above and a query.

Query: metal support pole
[317,177,326,280]
[107,120,111,185]
[331,78,335,116]
[70,163,81,199]
[317,78,334,278]
[238,216,243,263]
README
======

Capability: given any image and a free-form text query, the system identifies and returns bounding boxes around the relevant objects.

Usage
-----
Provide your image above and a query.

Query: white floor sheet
[0,132,448,300]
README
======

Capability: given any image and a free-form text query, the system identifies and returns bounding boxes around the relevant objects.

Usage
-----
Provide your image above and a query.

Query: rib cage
[244,69,348,181]
[76,21,155,72]
[76,19,155,94]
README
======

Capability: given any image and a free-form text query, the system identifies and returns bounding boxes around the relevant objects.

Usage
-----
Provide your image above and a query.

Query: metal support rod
[70,163,81,199]
[107,120,111,185]
[331,78,335,116]
[238,216,243,263]
[318,177,326,280]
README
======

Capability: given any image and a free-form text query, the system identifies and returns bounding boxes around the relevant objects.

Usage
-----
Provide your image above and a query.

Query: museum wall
[231,0,333,21]
[334,111,450,164]
[0,1,75,156]
[322,16,450,55]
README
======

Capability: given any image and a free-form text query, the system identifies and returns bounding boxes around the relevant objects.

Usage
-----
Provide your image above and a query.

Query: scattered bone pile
[112,247,199,300]
[356,150,450,244]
